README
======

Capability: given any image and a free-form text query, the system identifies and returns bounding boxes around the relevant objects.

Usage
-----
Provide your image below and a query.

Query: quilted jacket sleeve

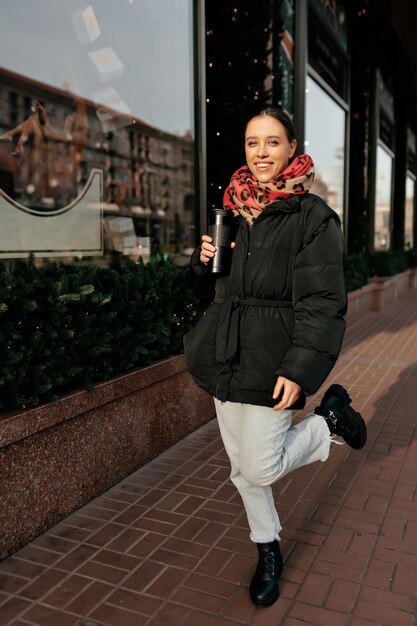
[275,217,347,395]
[188,247,216,299]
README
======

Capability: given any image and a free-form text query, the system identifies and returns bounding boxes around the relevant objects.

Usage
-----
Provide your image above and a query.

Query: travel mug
[208,208,235,275]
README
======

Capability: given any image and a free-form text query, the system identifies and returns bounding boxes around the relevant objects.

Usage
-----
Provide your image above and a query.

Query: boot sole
[323,383,351,405]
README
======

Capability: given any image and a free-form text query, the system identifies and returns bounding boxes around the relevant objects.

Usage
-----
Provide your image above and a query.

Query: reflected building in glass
[0,0,195,262]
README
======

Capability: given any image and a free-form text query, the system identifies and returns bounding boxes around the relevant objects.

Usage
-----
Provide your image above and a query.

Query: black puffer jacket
[184,193,347,409]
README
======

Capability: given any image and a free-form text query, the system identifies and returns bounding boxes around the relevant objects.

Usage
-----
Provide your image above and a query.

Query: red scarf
[223,154,315,225]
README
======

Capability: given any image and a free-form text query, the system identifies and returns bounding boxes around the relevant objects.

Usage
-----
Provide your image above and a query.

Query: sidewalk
[1,290,417,626]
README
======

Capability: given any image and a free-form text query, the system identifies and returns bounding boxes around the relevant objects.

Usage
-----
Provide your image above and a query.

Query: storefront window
[0,1,195,262]
[405,174,415,249]
[304,76,346,223]
[374,144,393,251]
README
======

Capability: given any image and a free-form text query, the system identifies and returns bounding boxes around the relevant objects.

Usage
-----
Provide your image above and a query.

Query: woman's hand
[272,376,301,411]
[200,235,216,265]
[199,235,235,265]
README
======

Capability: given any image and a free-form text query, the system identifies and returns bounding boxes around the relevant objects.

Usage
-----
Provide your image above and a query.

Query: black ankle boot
[315,384,367,450]
[249,540,283,607]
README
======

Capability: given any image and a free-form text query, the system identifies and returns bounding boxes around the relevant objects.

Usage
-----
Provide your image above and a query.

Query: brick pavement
[1,289,417,626]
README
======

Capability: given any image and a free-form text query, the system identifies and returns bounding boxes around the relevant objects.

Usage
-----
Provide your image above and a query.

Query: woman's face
[245,115,297,183]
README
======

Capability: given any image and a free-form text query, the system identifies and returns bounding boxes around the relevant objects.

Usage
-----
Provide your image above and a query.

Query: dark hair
[245,107,296,142]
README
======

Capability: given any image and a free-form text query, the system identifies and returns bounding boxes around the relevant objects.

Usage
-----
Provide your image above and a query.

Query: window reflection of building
[405,174,415,248]
[0,69,194,259]
[374,144,393,251]
[304,76,346,223]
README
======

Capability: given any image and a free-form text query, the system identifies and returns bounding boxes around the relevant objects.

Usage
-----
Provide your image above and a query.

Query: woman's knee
[241,459,281,487]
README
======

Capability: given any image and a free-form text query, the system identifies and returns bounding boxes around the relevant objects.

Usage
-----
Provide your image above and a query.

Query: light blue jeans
[214,398,331,543]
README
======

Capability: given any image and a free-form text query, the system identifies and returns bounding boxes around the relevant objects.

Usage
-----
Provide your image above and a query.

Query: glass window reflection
[0,0,195,262]
[304,76,346,223]
[405,174,415,249]
[374,144,393,251]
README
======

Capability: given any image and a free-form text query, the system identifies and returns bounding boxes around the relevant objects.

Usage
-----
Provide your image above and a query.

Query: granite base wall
[346,269,414,326]
[0,355,214,560]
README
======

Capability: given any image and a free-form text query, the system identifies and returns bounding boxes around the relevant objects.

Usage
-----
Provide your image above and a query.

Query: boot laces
[327,409,338,428]
[259,550,276,575]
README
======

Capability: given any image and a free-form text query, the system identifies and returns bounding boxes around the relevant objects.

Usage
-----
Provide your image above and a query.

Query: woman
[184,108,366,607]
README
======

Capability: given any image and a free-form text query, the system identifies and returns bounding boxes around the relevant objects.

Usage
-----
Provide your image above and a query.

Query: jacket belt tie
[214,295,292,364]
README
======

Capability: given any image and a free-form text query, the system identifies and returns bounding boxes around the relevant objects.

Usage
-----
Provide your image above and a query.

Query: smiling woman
[0,0,196,262]
[184,106,366,608]
[244,111,297,183]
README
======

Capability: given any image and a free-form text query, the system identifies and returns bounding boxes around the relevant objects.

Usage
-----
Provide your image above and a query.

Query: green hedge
[1,247,416,411]
[0,257,205,410]
[344,248,417,292]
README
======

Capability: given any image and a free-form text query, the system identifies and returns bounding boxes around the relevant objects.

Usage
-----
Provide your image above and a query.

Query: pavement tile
[325,579,359,613]
[18,568,69,601]
[161,537,209,559]
[111,504,148,526]
[147,547,200,570]
[90,549,141,572]
[89,602,148,626]
[146,603,189,626]
[363,558,395,590]
[194,548,233,577]
[217,552,254,584]
[221,586,256,623]
[0,572,30,595]
[0,597,32,624]
[65,581,113,616]
[3,291,417,625]
[181,612,218,626]
[354,599,414,626]
[30,535,79,555]
[391,563,417,596]
[105,528,146,553]
[85,523,126,549]
[170,586,227,613]
[296,572,332,606]
[54,545,98,572]
[251,596,292,625]
[11,545,62,568]
[321,526,354,551]
[19,603,80,626]
[121,560,166,593]
[41,574,92,609]
[143,566,188,598]
[172,517,207,541]
[105,588,160,616]
[288,601,350,626]
[76,561,128,585]
[0,557,46,580]
[126,532,167,559]
[183,573,236,599]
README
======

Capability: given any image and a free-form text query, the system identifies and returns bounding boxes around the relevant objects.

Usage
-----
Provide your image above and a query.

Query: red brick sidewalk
[1,290,417,626]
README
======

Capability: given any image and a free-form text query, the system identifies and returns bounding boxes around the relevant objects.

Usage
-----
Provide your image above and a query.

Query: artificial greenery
[0,256,205,410]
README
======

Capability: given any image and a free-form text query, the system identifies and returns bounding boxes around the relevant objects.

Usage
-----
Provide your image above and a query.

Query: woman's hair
[245,107,296,143]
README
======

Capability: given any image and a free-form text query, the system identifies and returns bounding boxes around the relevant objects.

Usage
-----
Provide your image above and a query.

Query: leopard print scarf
[223,154,315,226]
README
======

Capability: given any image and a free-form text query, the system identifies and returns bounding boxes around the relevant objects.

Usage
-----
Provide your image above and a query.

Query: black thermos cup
[208,208,235,275]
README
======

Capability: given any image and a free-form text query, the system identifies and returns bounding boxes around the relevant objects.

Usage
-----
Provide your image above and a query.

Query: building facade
[204,0,417,254]
[0,0,416,265]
